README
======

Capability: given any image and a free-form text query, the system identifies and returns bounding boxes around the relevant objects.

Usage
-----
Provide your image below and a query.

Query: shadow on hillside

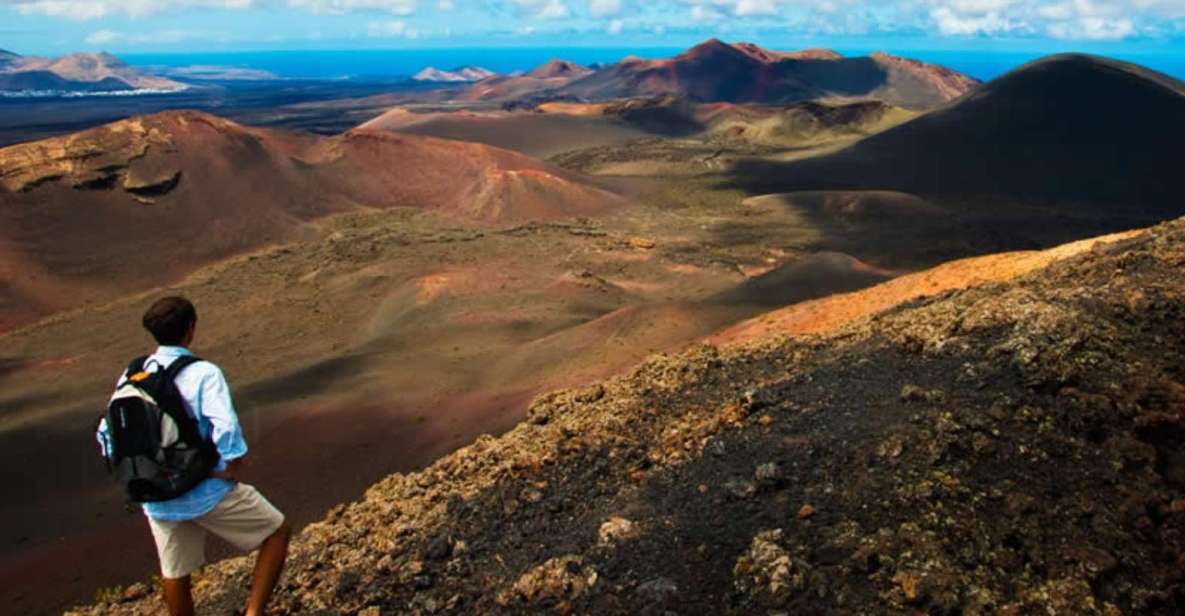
[774,57,891,100]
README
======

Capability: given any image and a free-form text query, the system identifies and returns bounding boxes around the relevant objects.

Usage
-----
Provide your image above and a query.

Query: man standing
[97,296,291,616]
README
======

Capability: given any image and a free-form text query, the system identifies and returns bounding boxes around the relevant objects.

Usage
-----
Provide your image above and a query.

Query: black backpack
[102,355,220,503]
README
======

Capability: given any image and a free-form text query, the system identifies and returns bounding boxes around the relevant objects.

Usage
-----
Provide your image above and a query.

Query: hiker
[96,296,291,616]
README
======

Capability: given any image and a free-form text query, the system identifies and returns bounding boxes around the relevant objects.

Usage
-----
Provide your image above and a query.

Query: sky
[3,0,1185,56]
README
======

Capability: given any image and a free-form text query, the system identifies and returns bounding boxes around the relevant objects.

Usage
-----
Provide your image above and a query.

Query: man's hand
[212,457,248,482]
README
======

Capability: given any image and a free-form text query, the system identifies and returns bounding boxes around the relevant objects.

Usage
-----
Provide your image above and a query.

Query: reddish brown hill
[446,41,975,108]
[552,39,977,109]
[455,59,591,102]
[528,59,592,80]
[559,39,767,103]
[0,111,621,330]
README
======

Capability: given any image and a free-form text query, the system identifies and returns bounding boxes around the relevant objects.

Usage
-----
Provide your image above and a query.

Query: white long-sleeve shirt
[96,345,247,521]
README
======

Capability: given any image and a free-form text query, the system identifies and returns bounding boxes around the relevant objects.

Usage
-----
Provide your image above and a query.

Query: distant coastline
[0,86,188,98]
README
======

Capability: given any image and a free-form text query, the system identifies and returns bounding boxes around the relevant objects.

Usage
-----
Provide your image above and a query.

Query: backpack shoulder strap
[163,355,203,383]
[156,355,212,448]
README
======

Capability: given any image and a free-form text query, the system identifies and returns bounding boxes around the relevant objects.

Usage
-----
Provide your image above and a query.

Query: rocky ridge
[0,112,190,199]
[74,216,1185,614]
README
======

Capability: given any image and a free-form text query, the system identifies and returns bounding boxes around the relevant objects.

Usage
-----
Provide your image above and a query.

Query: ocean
[121,48,1185,83]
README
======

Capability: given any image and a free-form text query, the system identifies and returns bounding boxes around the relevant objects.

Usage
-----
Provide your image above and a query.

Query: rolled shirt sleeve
[198,366,248,469]
[97,368,126,459]
[96,417,111,459]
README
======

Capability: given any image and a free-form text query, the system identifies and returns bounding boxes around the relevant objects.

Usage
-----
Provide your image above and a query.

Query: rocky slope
[76,216,1185,614]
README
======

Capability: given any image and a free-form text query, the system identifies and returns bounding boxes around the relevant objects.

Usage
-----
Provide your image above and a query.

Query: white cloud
[289,0,416,15]
[8,0,1185,41]
[514,0,568,18]
[11,0,255,20]
[922,0,1183,39]
[367,18,419,36]
[85,28,208,44]
[733,0,777,17]
[85,28,120,43]
[1049,15,1137,39]
[589,0,621,17]
[930,6,1025,35]
[607,17,623,33]
[663,0,1185,40]
[690,5,724,22]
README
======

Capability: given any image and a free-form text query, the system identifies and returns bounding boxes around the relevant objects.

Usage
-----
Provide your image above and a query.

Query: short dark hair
[142,296,197,346]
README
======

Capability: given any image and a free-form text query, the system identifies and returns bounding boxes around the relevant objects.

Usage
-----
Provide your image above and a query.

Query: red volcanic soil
[0,111,621,332]
[303,129,620,222]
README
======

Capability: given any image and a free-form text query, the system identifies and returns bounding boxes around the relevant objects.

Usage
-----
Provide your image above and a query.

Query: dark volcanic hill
[77,214,1185,615]
[0,51,185,92]
[0,111,620,331]
[550,39,977,109]
[730,54,1185,217]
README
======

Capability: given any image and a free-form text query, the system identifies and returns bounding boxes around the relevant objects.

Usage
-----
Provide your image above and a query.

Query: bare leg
[245,522,292,616]
[162,576,195,616]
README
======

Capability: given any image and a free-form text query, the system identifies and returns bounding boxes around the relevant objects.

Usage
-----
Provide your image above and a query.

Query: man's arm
[198,364,249,481]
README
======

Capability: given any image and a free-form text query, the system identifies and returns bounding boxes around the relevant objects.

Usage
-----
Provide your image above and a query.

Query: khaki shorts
[147,483,285,579]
